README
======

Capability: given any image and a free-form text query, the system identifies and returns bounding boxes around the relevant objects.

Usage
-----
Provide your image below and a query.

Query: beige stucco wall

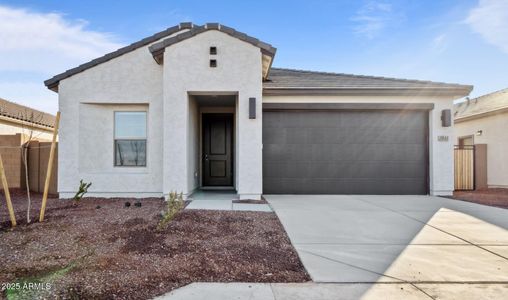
[263,94,459,196]
[56,27,460,198]
[187,97,200,192]
[163,30,263,199]
[455,112,508,188]
[57,29,263,199]
[0,118,53,141]
[57,40,165,198]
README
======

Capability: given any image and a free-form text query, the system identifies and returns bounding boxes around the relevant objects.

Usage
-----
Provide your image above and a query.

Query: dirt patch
[0,190,309,299]
[452,188,508,209]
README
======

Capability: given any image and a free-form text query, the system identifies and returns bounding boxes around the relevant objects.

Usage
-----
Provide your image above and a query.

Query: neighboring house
[44,23,472,199]
[0,97,55,141]
[0,97,56,189]
[454,88,508,188]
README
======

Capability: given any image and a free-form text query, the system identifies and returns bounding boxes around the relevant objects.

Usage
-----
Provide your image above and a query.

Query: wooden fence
[27,141,58,195]
[454,145,474,191]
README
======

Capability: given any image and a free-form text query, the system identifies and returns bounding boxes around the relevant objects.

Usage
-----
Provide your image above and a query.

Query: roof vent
[179,22,193,29]
[205,23,221,30]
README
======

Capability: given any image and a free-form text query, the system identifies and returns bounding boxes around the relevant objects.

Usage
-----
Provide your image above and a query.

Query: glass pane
[115,140,146,166]
[115,112,146,138]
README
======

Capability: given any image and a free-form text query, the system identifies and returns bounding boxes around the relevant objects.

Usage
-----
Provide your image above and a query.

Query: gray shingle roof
[44,24,187,91]
[454,88,508,121]
[0,97,56,128]
[45,22,277,90]
[264,68,473,96]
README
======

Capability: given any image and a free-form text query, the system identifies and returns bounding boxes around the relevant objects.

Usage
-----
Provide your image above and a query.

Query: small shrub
[125,201,131,208]
[73,180,92,205]
[157,191,184,230]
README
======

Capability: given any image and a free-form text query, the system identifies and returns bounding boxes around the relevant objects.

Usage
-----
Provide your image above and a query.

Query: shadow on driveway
[266,195,508,299]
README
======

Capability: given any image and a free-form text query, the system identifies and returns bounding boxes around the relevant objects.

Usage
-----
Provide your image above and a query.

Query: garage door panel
[263,110,428,195]
[264,161,425,180]
[263,128,286,144]
[286,128,309,144]
[263,178,426,194]
[307,128,346,144]
[269,143,426,162]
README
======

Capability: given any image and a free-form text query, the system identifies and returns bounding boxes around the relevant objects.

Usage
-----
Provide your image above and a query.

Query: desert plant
[157,191,184,230]
[73,180,92,205]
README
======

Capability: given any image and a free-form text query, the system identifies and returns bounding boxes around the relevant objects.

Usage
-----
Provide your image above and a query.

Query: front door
[202,114,233,186]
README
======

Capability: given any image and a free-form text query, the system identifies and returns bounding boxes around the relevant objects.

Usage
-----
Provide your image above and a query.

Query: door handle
[204,154,208,161]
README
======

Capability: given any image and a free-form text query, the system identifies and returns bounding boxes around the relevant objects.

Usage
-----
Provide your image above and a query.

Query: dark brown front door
[203,114,233,186]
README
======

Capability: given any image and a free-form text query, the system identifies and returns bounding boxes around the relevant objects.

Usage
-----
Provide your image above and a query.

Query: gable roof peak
[45,23,276,91]
[148,23,276,79]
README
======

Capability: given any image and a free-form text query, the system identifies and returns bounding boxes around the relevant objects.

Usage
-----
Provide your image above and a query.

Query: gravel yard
[0,190,309,299]
[453,188,508,208]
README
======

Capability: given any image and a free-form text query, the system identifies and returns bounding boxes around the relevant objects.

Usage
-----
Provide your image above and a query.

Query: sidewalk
[155,282,507,300]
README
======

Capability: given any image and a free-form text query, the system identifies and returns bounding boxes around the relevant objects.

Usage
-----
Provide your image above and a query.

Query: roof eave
[44,24,185,93]
[455,106,508,123]
[262,87,472,97]
[0,114,54,130]
[262,48,276,80]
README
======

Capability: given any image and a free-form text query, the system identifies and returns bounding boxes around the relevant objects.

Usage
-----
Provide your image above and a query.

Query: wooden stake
[0,153,16,227]
[39,111,60,222]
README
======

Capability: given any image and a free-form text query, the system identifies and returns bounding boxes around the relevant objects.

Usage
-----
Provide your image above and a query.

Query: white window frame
[114,111,147,167]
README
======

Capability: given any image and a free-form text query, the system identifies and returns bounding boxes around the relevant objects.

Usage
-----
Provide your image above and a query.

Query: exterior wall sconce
[476,130,483,136]
[249,97,256,119]
[441,109,451,127]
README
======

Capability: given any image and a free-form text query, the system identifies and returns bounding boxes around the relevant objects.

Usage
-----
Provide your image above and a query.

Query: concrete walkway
[158,195,508,299]
[185,200,272,211]
[185,190,272,211]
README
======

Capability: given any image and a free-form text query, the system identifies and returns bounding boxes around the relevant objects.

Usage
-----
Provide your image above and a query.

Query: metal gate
[454,145,474,191]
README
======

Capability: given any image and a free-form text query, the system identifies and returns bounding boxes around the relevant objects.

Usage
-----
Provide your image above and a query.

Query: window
[210,46,217,55]
[114,111,147,166]
[210,59,217,68]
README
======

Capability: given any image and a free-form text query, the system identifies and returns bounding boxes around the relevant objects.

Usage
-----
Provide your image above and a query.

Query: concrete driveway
[159,195,508,299]
[266,195,508,298]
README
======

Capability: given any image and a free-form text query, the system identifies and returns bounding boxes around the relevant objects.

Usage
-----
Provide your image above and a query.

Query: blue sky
[0,0,507,113]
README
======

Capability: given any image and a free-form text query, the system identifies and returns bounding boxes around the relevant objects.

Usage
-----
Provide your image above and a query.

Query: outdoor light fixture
[476,130,483,136]
[441,109,451,127]
[249,97,256,119]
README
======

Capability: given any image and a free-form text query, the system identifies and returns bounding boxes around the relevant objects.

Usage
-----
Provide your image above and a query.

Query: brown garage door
[263,108,429,194]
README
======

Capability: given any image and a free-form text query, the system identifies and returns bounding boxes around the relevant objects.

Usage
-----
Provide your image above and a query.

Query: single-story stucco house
[0,97,55,140]
[44,23,472,199]
[454,88,508,188]
[0,97,56,190]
